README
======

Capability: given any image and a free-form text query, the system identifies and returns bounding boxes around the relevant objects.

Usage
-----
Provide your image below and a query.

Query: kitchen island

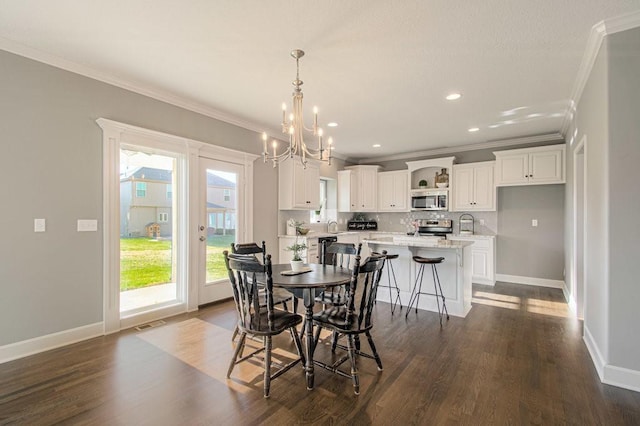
[363,236,474,318]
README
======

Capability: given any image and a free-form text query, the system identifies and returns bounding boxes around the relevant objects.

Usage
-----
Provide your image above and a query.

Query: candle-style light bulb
[262,132,267,153]
[272,140,277,158]
[328,137,333,165]
[318,128,323,150]
[313,106,318,131]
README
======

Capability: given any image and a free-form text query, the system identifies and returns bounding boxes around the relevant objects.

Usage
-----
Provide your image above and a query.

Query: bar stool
[372,252,402,314]
[405,256,449,326]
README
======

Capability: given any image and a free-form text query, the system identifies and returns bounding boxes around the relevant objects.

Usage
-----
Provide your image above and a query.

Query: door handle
[199,236,206,241]
[199,225,205,231]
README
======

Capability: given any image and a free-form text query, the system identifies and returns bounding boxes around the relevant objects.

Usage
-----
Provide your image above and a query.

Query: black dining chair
[224,251,305,398]
[311,251,387,395]
[316,241,362,307]
[230,241,296,340]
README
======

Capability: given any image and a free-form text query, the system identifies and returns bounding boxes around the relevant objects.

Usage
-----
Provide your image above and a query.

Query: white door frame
[98,118,257,333]
[572,135,587,319]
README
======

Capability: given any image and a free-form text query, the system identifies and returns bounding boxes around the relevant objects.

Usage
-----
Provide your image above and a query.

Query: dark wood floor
[2,283,640,425]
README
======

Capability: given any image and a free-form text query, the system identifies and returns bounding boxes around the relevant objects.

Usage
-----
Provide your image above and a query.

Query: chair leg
[281,300,289,312]
[292,326,306,366]
[389,260,402,311]
[227,332,246,378]
[433,264,449,323]
[331,331,339,353]
[365,331,383,371]
[346,334,360,395]
[263,335,272,398]
[313,323,322,352]
[354,334,361,351]
[293,296,299,314]
[231,325,239,342]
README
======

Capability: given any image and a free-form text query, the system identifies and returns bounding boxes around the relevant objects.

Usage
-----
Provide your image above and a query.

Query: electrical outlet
[77,219,98,232]
[532,219,538,227]
[34,218,46,232]
[479,219,485,226]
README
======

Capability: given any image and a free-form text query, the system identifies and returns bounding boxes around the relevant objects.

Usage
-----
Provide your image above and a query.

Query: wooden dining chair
[229,241,296,341]
[316,242,362,307]
[312,251,387,395]
[224,251,305,398]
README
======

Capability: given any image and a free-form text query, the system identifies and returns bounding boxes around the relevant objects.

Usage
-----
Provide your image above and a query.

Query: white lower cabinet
[447,235,495,285]
[278,236,319,264]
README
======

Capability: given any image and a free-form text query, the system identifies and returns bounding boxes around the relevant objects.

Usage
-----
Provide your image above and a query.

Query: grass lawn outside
[120,235,235,291]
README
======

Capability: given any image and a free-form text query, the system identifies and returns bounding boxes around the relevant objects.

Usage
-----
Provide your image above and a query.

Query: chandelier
[262,49,333,167]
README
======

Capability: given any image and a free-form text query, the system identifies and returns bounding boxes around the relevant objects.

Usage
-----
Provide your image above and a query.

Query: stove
[409,219,453,237]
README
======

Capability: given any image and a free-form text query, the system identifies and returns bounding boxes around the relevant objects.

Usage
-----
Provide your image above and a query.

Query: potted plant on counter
[286,237,307,272]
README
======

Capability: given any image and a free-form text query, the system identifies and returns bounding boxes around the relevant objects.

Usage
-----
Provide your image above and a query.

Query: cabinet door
[453,166,474,210]
[495,154,529,186]
[392,171,409,211]
[337,170,353,212]
[304,162,320,210]
[472,164,495,210]
[529,149,563,184]
[359,168,378,211]
[377,172,395,211]
[291,160,308,208]
[471,248,490,281]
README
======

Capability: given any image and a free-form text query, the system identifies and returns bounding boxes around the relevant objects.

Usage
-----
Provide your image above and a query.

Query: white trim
[120,304,186,331]
[0,322,103,364]
[584,325,606,380]
[357,133,564,163]
[563,283,577,315]
[603,364,640,393]
[495,274,564,289]
[561,10,640,136]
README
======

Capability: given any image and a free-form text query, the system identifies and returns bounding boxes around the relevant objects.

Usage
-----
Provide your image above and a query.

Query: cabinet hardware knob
[199,236,206,241]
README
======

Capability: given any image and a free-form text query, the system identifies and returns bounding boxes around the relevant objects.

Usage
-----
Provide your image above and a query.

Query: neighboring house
[205,172,236,236]
[120,167,174,237]
[119,167,237,238]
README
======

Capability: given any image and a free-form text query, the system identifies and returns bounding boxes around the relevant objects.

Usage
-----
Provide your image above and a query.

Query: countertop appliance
[411,189,448,211]
[408,219,453,237]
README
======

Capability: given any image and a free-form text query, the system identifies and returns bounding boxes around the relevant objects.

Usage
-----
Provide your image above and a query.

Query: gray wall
[0,50,274,345]
[497,185,565,280]
[607,28,640,371]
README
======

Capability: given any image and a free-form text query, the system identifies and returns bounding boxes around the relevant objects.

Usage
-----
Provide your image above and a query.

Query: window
[158,212,169,222]
[166,184,172,199]
[136,182,147,197]
[223,188,230,202]
[310,179,328,223]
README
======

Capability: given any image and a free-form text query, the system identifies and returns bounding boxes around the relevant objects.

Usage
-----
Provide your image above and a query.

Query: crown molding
[0,37,266,136]
[561,9,640,136]
[353,133,564,164]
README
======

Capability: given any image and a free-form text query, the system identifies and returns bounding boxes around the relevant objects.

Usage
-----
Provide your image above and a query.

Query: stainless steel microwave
[411,189,448,211]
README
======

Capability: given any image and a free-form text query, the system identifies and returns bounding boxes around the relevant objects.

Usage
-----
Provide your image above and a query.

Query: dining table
[269,263,351,390]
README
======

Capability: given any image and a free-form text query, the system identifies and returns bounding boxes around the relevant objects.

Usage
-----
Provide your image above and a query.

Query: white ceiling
[1,1,639,160]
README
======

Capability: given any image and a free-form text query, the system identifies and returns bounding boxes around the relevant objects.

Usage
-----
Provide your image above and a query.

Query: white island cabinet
[363,236,474,318]
[447,235,495,285]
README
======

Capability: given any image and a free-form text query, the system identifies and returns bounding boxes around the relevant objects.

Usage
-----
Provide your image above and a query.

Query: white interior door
[198,157,245,305]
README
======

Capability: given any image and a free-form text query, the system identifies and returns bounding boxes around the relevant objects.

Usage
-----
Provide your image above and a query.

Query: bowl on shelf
[296,227,310,235]
[436,182,448,188]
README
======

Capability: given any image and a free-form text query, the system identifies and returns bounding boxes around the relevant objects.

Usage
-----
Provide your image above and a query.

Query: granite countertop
[363,236,474,249]
[447,233,496,239]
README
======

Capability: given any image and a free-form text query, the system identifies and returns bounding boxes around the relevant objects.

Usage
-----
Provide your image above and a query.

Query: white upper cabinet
[377,170,409,212]
[278,159,320,210]
[338,165,380,212]
[452,161,495,211]
[494,144,565,186]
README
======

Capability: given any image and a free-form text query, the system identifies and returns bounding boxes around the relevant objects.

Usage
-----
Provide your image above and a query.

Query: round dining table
[270,263,351,390]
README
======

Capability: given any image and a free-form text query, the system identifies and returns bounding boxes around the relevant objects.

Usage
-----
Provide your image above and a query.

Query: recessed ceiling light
[468,127,480,132]
[372,144,381,148]
[446,93,462,101]
[327,122,338,127]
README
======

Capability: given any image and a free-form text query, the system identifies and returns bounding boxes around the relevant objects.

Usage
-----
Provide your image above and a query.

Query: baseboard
[583,325,606,380]
[0,322,104,364]
[604,364,640,393]
[496,274,564,289]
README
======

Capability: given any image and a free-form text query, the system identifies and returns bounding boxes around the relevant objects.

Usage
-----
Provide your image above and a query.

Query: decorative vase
[290,260,304,272]
[435,168,449,188]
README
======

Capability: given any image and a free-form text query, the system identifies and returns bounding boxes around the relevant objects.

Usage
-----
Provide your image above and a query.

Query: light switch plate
[34,218,46,232]
[532,219,538,227]
[77,219,98,232]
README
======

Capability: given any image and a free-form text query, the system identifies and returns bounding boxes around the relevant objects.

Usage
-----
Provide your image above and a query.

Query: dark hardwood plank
[1,283,639,425]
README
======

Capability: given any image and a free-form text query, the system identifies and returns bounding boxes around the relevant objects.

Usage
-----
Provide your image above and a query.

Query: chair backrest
[224,250,275,332]
[345,250,387,330]
[230,241,267,264]
[323,241,362,269]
